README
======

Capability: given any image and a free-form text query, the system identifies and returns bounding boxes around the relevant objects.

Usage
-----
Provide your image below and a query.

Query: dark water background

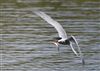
[0,0,100,71]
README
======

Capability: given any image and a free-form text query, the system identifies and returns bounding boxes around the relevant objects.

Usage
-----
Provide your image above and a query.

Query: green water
[0,0,100,71]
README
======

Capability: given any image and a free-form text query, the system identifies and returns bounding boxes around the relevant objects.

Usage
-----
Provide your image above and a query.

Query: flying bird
[34,11,85,64]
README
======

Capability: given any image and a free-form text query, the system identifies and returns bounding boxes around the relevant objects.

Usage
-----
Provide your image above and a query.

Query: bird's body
[59,39,70,45]
[54,37,70,45]
[34,11,85,65]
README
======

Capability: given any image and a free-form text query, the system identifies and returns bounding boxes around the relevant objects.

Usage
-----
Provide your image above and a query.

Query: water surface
[0,0,100,71]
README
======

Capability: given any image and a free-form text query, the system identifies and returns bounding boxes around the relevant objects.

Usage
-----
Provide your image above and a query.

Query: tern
[34,11,85,64]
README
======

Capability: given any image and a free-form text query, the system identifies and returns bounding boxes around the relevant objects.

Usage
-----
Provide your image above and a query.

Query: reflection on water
[0,0,100,71]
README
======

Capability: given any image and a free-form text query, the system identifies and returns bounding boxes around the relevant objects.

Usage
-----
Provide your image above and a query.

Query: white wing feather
[34,11,67,39]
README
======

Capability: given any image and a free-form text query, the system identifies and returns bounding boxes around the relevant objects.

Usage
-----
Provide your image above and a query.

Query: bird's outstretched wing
[69,42,79,57]
[68,35,82,55]
[34,11,67,39]
[68,35,85,64]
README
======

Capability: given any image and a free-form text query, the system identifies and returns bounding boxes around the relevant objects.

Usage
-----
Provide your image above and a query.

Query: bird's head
[51,37,62,47]
[52,40,59,47]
